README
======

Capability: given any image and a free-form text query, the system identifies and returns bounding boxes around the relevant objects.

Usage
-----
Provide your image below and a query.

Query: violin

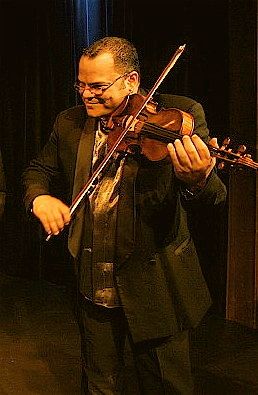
[104,92,258,170]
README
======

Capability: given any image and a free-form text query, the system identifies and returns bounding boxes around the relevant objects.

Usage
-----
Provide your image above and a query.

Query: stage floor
[0,272,257,394]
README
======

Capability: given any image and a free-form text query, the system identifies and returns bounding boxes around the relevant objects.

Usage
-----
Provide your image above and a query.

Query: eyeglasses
[74,72,131,96]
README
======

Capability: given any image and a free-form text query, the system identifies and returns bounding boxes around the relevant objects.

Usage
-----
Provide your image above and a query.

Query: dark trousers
[77,297,194,395]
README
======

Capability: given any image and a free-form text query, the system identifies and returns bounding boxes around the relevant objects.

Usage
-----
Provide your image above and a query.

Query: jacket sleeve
[176,98,227,207]
[187,101,210,141]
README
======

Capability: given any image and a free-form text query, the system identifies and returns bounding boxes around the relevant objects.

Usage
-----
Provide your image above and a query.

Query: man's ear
[128,71,139,83]
[127,71,140,91]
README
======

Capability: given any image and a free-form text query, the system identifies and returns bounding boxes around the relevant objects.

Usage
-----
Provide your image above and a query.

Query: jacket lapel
[68,117,96,258]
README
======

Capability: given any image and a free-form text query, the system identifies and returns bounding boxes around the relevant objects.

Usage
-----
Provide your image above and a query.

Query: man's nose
[82,88,92,98]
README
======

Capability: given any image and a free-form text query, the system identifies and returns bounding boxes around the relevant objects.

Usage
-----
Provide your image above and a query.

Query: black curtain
[0,0,74,280]
[0,0,256,314]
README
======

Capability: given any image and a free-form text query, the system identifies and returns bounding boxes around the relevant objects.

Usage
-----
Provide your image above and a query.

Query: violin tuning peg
[221,137,230,150]
[236,145,246,155]
[222,137,230,145]
[243,154,254,164]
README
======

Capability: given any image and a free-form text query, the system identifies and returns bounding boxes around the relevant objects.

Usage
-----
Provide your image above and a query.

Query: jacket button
[83,247,92,253]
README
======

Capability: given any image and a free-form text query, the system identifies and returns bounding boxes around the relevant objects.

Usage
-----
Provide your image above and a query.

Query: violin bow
[46,44,187,241]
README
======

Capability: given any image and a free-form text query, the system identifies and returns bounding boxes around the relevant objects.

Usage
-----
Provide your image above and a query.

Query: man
[22,37,227,394]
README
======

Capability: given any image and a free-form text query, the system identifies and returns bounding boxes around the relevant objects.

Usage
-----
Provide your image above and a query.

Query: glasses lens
[74,83,104,95]
[91,87,104,95]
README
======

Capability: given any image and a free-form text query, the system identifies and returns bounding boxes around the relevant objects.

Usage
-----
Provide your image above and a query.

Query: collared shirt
[84,122,125,308]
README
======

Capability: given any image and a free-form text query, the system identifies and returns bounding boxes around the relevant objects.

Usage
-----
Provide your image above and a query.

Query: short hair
[82,36,140,75]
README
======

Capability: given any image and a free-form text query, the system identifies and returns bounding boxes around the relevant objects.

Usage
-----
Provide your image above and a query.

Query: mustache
[85,96,108,104]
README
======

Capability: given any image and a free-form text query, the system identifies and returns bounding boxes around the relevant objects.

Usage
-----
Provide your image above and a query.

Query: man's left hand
[167,134,217,186]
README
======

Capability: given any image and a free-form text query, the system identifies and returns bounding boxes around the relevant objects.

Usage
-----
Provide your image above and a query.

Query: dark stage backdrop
[0,0,256,315]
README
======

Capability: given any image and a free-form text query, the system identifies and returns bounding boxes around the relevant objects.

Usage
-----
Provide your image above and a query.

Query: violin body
[106,93,194,161]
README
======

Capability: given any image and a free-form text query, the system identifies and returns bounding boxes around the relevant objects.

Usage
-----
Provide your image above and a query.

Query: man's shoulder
[57,105,86,125]
[157,93,199,112]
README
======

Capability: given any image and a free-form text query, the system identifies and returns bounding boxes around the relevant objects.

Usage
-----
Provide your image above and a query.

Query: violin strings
[141,122,181,141]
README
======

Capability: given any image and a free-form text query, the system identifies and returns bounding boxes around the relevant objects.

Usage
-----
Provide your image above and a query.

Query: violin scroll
[210,137,258,171]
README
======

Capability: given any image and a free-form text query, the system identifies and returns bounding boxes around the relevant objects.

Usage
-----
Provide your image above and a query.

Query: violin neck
[140,122,258,171]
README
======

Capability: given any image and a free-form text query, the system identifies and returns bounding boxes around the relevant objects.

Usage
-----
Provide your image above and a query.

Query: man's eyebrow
[77,79,109,85]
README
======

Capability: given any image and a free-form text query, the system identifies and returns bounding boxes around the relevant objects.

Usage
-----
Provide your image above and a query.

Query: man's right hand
[32,195,71,236]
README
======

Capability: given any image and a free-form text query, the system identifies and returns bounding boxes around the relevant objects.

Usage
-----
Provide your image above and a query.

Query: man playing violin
[22,36,227,394]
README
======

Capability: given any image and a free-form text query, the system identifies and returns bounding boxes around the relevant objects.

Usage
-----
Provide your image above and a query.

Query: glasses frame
[74,71,132,96]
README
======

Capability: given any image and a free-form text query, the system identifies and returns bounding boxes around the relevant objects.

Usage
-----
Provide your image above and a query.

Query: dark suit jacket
[22,94,227,342]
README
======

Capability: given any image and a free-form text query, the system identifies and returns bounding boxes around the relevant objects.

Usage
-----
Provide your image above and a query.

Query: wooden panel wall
[226,172,257,328]
[226,0,257,328]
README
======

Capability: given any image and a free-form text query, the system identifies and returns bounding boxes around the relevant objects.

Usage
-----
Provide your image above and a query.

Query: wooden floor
[0,272,258,394]
[191,315,258,394]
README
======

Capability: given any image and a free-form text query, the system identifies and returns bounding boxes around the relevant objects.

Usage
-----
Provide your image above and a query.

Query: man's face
[77,52,138,118]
